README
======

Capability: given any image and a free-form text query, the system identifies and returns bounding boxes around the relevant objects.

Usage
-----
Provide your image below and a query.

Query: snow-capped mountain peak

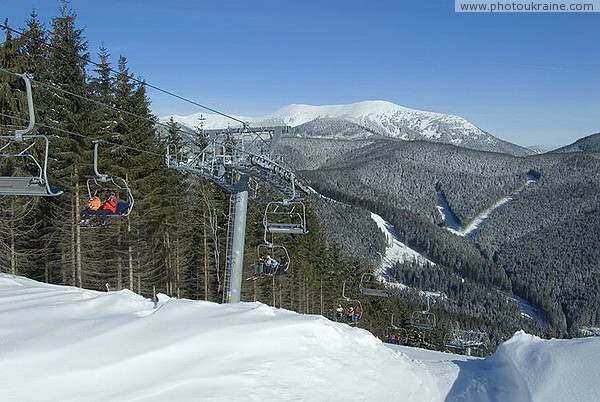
[262,100,421,126]
[161,100,533,156]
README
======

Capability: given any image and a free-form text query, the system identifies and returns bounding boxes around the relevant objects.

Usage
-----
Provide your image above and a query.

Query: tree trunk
[175,236,180,298]
[117,223,123,290]
[128,216,133,290]
[164,220,171,295]
[320,276,324,316]
[60,246,67,285]
[10,203,16,275]
[75,180,82,288]
[204,212,208,301]
[70,173,79,287]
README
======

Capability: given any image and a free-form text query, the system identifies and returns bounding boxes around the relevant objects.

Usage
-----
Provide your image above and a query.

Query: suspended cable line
[0,23,246,125]
[0,111,164,158]
[0,66,198,143]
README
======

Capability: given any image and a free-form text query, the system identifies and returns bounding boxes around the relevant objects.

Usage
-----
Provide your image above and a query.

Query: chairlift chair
[263,173,308,234]
[263,200,307,235]
[411,296,437,331]
[335,282,363,326]
[444,322,488,355]
[0,73,63,197]
[359,272,390,297]
[254,241,291,277]
[444,330,463,353]
[385,314,408,345]
[84,141,134,218]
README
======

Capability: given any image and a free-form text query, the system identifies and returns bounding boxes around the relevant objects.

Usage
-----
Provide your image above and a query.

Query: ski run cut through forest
[1,273,599,401]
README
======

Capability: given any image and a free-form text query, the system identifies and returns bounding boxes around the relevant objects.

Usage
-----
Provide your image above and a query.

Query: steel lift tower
[166,125,308,303]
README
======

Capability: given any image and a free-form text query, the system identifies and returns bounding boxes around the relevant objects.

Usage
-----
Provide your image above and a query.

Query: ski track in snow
[371,212,435,273]
[436,175,546,326]
[437,175,538,239]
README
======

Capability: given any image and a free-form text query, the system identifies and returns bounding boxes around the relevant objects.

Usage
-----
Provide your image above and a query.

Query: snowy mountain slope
[371,211,435,271]
[161,100,533,156]
[436,174,539,238]
[2,274,600,402]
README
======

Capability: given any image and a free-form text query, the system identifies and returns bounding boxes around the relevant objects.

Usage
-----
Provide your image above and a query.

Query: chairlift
[444,322,488,356]
[359,272,390,297]
[385,314,408,345]
[263,173,308,234]
[83,141,134,221]
[0,73,62,197]
[334,282,363,326]
[252,241,290,278]
[411,295,437,331]
[263,200,307,234]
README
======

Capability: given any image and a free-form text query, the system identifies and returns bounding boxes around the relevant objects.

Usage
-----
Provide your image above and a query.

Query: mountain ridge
[551,132,600,153]
[162,100,534,156]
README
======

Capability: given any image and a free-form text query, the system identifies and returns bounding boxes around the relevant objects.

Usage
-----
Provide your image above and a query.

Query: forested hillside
[278,120,600,338]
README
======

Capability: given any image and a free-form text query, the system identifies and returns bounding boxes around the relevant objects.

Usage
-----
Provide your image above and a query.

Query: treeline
[476,152,600,334]
[278,125,600,338]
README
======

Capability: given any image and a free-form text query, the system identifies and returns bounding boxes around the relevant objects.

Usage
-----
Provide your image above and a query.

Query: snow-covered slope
[161,100,533,156]
[263,101,484,142]
[2,273,600,401]
[371,211,435,271]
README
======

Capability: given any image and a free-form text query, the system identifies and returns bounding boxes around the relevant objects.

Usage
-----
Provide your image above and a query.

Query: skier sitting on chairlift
[253,255,266,276]
[335,304,344,321]
[279,255,289,272]
[267,255,279,275]
[81,192,102,224]
[96,193,117,227]
[352,306,361,323]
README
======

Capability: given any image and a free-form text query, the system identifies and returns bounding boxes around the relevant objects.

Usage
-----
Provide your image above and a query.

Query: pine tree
[0,21,23,131]
[43,1,90,287]
[21,11,48,80]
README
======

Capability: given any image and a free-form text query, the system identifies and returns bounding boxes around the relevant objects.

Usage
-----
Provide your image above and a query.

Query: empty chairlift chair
[359,272,391,297]
[0,73,63,197]
[263,200,308,235]
[411,295,436,331]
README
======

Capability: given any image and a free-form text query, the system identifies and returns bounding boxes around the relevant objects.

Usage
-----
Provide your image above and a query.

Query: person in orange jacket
[96,193,117,227]
[81,192,102,224]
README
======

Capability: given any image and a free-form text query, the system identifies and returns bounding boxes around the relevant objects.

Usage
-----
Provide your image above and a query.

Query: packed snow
[1,273,599,401]
[371,212,436,272]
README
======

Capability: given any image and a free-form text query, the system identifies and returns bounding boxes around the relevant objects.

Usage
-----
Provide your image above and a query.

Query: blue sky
[3,0,599,147]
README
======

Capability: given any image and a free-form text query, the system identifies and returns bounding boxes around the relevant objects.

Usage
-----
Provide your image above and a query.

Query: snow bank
[1,274,599,402]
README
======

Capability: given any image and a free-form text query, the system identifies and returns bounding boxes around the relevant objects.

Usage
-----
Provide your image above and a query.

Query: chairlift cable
[0,67,197,143]
[0,111,163,158]
[0,24,246,125]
